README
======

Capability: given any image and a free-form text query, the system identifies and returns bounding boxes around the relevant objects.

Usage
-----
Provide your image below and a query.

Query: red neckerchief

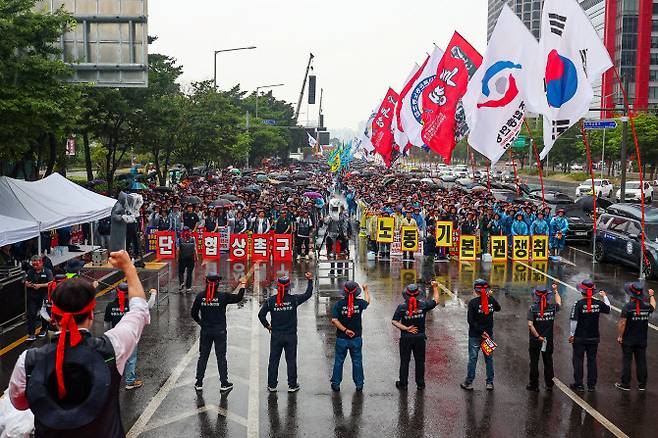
[536,292,547,318]
[276,283,286,306]
[206,281,217,302]
[478,287,489,315]
[347,292,355,318]
[583,286,594,312]
[118,291,126,312]
[407,296,417,317]
[50,299,97,399]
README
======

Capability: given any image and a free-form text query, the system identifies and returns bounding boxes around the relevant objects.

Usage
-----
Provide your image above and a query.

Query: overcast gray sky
[149,0,487,136]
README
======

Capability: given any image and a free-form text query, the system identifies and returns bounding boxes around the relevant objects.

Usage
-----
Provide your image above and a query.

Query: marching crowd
[3,161,657,437]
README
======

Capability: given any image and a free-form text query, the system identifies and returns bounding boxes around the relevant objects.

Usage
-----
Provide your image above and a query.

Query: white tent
[0,173,116,247]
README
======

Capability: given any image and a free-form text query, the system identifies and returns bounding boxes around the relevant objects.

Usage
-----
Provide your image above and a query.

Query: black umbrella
[291,172,311,180]
[294,180,311,187]
[243,184,262,193]
[154,186,174,193]
[279,187,296,193]
[219,194,240,201]
[211,199,234,208]
[184,196,202,205]
[576,195,612,212]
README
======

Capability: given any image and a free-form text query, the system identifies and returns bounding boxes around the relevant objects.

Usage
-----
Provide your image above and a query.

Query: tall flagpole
[508,148,520,194]
[523,119,546,207]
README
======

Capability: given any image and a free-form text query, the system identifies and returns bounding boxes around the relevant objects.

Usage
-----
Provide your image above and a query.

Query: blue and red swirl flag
[371,87,399,167]
[420,32,482,164]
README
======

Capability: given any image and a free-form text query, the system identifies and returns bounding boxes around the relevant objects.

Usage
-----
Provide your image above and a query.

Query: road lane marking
[247,267,261,438]
[127,264,256,437]
[553,378,629,438]
[137,404,248,434]
[569,246,594,257]
[516,261,658,333]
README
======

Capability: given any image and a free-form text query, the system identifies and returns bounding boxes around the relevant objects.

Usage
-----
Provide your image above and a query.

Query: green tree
[0,0,83,178]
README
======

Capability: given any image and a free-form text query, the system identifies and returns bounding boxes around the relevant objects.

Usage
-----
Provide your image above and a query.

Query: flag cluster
[358,0,612,167]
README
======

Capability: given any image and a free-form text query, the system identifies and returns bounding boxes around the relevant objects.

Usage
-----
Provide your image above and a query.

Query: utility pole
[620,75,630,203]
[294,53,314,124]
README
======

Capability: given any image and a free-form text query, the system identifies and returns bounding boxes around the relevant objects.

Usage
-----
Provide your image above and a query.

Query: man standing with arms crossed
[258,273,314,392]
[392,281,439,390]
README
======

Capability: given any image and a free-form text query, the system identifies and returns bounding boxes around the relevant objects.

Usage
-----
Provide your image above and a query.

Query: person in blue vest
[510,213,529,236]
[522,205,536,228]
[488,213,503,236]
[549,209,569,256]
[529,211,549,235]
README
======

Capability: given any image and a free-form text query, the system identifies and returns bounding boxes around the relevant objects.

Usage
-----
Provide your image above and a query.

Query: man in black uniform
[569,279,611,392]
[178,227,197,293]
[615,282,656,391]
[258,272,314,392]
[461,279,501,391]
[182,203,200,232]
[191,272,247,393]
[526,284,562,392]
[8,250,150,438]
[24,255,53,341]
[391,281,439,390]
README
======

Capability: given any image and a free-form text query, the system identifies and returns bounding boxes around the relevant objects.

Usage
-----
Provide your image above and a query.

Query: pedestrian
[615,282,656,391]
[182,203,200,232]
[191,273,247,394]
[24,255,53,341]
[461,279,501,391]
[104,282,157,390]
[526,284,562,392]
[529,211,549,236]
[177,226,197,293]
[392,281,440,390]
[295,211,313,260]
[97,217,112,249]
[8,250,150,437]
[258,273,314,392]
[569,279,611,392]
[400,210,418,262]
[549,209,568,256]
[330,280,371,392]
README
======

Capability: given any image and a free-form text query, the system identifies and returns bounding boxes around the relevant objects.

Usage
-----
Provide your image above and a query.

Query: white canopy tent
[0,173,116,247]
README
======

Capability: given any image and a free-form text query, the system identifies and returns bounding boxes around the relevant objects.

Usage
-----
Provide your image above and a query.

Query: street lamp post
[213,46,257,89]
[255,83,285,118]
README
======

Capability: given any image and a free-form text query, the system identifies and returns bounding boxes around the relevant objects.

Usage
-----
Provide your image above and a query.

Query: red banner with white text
[371,87,400,167]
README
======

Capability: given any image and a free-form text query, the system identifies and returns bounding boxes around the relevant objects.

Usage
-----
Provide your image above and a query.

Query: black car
[594,203,658,279]
[545,202,593,243]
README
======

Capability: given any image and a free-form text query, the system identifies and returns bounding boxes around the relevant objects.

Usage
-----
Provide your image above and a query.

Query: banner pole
[508,148,520,194]
[580,121,597,266]
[523,119,546,207]
[486,161,491,192]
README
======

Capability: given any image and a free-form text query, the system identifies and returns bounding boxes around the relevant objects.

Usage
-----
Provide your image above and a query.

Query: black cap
[117,282,128,292]
[624,281,645,299]
[343,281,360,296]
[206,272,222,282]
[404,284,420,297]
[473,278,489,290]
[577,279,596,295]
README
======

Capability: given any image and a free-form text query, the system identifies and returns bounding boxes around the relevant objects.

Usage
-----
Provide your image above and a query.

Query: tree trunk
[83,131,94,181]
[152,145,163,186]
[43,133,57,177]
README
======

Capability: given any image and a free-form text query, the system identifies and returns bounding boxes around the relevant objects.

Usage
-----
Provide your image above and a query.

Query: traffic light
[308,75,316,104]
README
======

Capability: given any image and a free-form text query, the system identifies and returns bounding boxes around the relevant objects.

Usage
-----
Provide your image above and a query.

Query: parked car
[570,164,584,171]
[594,203,658,279]
[530,190,574,204]
[575,179,613,198]
[548,203,593,242]
[439,170,458,182]
[615,181,653,202]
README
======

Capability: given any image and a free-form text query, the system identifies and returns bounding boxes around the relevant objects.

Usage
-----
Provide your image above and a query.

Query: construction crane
[294,52,314,124]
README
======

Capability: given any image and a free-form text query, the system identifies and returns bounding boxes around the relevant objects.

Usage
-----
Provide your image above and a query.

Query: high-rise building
[487,0,543,40]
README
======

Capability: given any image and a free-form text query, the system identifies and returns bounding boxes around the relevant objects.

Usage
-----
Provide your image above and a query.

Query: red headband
[344,285,358,318]
[535,291,547,318]
[117,290,126,313]
[51,299,97,399]
[276,282,288,306]
[582,286,594,312]
[630,284,643,315]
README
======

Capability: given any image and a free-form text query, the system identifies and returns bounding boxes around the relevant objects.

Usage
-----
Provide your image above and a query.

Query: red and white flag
[393,62,423,150]
[420,32,482,163]
[371,88,399,167]
[399,46,444,147]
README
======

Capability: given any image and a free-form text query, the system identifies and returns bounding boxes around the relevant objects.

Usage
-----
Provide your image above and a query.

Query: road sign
[583,120,617,130]
[512,134,526,148]
[262,119,277,125]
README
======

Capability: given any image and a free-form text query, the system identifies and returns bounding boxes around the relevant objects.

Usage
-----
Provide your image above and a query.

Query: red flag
[421,32,482,163]
[371,87,399,167]
[395,56,429,132]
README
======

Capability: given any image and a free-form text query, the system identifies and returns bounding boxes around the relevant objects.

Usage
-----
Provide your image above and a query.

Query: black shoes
[395,381,408,391]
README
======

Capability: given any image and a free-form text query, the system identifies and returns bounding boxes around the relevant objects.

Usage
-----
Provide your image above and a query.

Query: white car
[570,164,584,171]
[575,179,613,198]
[615,181,653,202]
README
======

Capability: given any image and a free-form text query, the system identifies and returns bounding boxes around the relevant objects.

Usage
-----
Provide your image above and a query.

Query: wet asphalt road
[2,240,658,437]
